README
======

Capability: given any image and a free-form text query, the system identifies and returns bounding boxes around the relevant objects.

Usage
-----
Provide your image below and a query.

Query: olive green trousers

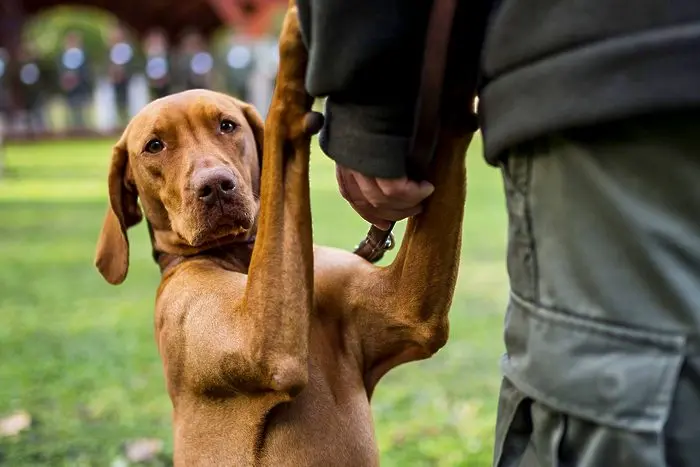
[493,113,700,467]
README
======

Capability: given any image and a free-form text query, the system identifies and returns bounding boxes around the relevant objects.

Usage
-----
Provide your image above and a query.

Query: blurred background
[0,0,283,139]
[0,0,508,466]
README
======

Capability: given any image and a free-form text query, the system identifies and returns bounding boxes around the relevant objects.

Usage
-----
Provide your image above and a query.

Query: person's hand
[336,164,435,231]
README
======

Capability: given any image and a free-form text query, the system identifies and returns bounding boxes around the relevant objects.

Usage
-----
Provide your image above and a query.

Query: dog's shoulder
[313,245,374,277]
[312,245,378,317]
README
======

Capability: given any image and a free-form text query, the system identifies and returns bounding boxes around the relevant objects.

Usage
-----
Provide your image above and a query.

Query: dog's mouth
[187,202,256,248]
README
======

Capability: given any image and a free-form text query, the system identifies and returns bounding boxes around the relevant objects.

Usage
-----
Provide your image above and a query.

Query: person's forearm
[296,0,432,178]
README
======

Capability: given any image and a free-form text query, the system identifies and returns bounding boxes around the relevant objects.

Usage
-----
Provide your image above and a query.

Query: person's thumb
[415,180,435,199]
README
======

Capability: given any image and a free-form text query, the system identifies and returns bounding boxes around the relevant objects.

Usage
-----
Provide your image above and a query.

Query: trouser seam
[523,150,539,303]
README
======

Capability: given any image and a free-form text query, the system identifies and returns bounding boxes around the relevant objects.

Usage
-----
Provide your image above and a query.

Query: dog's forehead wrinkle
[190,98,220,117]
[127,110,180,148]
[139,91,245,143]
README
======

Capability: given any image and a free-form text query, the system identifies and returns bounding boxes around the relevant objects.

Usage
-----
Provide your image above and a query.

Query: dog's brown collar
[154,242,255,277]
[146,220,256,277]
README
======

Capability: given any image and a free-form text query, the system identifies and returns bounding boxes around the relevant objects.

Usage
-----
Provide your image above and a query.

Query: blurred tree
[22,7,144,94]
[23,6,115,62]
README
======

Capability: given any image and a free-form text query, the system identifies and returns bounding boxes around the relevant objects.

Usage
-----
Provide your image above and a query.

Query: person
[248,35,278,119]
[295,1,700,466]
[177,30,213,91]
[57,30,92,132]
[106,25,135,126]
[143,28,172,100]
[16,43,51,136]
[0,48,9,133]
[223,32,255,102]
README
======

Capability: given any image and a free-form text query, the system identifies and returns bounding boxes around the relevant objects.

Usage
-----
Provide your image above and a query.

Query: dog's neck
[146,221,256,276]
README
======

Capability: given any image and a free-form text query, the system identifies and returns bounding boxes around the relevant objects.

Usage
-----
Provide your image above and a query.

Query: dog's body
[156,247,385,465]
[95,7,474,466]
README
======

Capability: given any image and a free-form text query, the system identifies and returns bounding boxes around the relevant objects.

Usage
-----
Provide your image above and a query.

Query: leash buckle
[353,228,395,264]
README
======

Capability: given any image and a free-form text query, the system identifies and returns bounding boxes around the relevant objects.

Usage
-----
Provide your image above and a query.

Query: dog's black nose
[193,168,236,205]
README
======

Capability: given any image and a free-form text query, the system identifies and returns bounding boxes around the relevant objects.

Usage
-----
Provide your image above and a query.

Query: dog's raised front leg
[355,119,475,394]
[237,5,317,398]
[156,5,316,402]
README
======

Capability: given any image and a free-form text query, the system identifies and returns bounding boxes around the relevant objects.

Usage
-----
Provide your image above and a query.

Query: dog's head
[95,89,264,285]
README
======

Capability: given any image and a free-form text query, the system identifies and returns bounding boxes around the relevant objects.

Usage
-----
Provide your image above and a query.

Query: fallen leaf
[124,438,164,463]
[0,410,32,437]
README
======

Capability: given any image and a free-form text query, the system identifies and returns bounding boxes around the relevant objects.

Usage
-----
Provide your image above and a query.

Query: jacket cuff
[318,99,412,179]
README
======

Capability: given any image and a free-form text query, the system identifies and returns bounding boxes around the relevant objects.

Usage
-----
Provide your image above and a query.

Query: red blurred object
[207,0,285,37]
[0,0,286,47]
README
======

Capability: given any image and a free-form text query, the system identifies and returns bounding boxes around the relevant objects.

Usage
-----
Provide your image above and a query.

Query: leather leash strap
[353,0,458,263]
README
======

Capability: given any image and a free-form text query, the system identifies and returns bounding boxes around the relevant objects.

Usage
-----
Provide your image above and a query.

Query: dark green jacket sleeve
[296,0,433,178]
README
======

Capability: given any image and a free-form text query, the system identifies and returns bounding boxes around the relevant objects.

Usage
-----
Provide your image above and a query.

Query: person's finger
[337,167,419,228]
[336,165,430,228]
[348,196,423,228]
[336,165,351,201]
[351,172,388,207]
[337,166,368,205]
[375,177,435,205]
[336,168,387,225]
[353,208,393,231]
[373,204,423,221]
[349,169,434,209]
[352,174,425,211]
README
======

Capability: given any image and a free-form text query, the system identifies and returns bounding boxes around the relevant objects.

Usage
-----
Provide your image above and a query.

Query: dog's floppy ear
[241,103,264,170]
[95,139,143,285]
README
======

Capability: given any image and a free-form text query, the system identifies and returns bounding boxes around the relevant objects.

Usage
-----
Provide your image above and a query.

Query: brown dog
[95,7,474,466]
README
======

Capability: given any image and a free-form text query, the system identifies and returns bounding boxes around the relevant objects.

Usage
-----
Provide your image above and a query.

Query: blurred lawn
[0,135,508,466]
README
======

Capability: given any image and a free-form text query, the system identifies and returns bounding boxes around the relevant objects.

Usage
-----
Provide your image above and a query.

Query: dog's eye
[145,139,164,154]
[220,119,237,134]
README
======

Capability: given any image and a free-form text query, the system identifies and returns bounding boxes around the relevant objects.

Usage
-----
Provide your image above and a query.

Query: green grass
[0,136,508,466]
